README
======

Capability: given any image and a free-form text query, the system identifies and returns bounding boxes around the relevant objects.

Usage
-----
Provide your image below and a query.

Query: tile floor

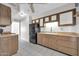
[13,40,67,56]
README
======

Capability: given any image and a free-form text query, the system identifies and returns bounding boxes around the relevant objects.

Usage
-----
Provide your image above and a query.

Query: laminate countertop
[0,33,18,37]
[38,32,79,37]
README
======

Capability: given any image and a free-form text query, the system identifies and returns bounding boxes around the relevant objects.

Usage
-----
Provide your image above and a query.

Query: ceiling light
[19,11,26,17]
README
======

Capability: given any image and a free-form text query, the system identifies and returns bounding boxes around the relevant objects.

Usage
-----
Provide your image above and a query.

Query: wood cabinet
[0,4,11,26]
[0,34,18,56]
[37,32,79,56]
[58,9,76,26]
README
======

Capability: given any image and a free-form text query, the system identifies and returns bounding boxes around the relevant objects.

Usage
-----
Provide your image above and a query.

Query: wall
[32,3,79,33]
[20,15,30,42]
[11,21,20,34]
[11,15,30,42]
[0,26,11,32]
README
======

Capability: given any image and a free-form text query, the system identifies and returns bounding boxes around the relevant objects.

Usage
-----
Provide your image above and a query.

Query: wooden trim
[58,9,76,26]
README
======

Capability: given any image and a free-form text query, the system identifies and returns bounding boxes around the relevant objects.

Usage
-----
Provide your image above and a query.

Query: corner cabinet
[0,4,11,26]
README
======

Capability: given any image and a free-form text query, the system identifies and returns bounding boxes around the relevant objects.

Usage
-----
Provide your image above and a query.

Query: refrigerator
[29,24,40,44]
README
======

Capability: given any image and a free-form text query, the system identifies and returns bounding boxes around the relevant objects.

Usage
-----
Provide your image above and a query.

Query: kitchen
[31,3,79,56]
[0,3,79,56]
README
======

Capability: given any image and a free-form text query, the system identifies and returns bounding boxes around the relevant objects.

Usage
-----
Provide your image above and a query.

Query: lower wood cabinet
[37,33,79,56]
[0,34,18,56]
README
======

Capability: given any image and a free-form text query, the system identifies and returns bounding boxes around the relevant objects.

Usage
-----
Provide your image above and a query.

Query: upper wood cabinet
[58,9,76,26]
[33,8,76,27]
[0,4,11,26]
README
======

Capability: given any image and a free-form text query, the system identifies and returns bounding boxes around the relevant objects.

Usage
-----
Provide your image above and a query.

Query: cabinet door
[42,34,49,47]
[0,4,9,17]
[9,35,18,52]
[0,4,11,26]
[0,37,11,54]
[37,34,43,44]
[48,35,57,50]
[56,44,77,55]
[56,36,77,55]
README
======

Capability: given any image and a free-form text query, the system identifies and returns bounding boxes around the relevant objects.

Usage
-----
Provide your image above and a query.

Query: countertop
[38,32,79,37]
[0,33,18,37]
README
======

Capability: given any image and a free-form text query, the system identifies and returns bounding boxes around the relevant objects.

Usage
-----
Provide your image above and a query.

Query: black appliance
[29,24,40,44]
[0,29,3,34]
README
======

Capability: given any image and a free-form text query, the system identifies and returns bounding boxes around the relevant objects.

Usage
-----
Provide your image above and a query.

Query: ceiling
[33,3,67,14]
[3,3,68,14]
[2,3,68,21]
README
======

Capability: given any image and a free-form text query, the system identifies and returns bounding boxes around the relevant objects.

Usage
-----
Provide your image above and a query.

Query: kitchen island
[0,33,18,56]
[37,32,79,56]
